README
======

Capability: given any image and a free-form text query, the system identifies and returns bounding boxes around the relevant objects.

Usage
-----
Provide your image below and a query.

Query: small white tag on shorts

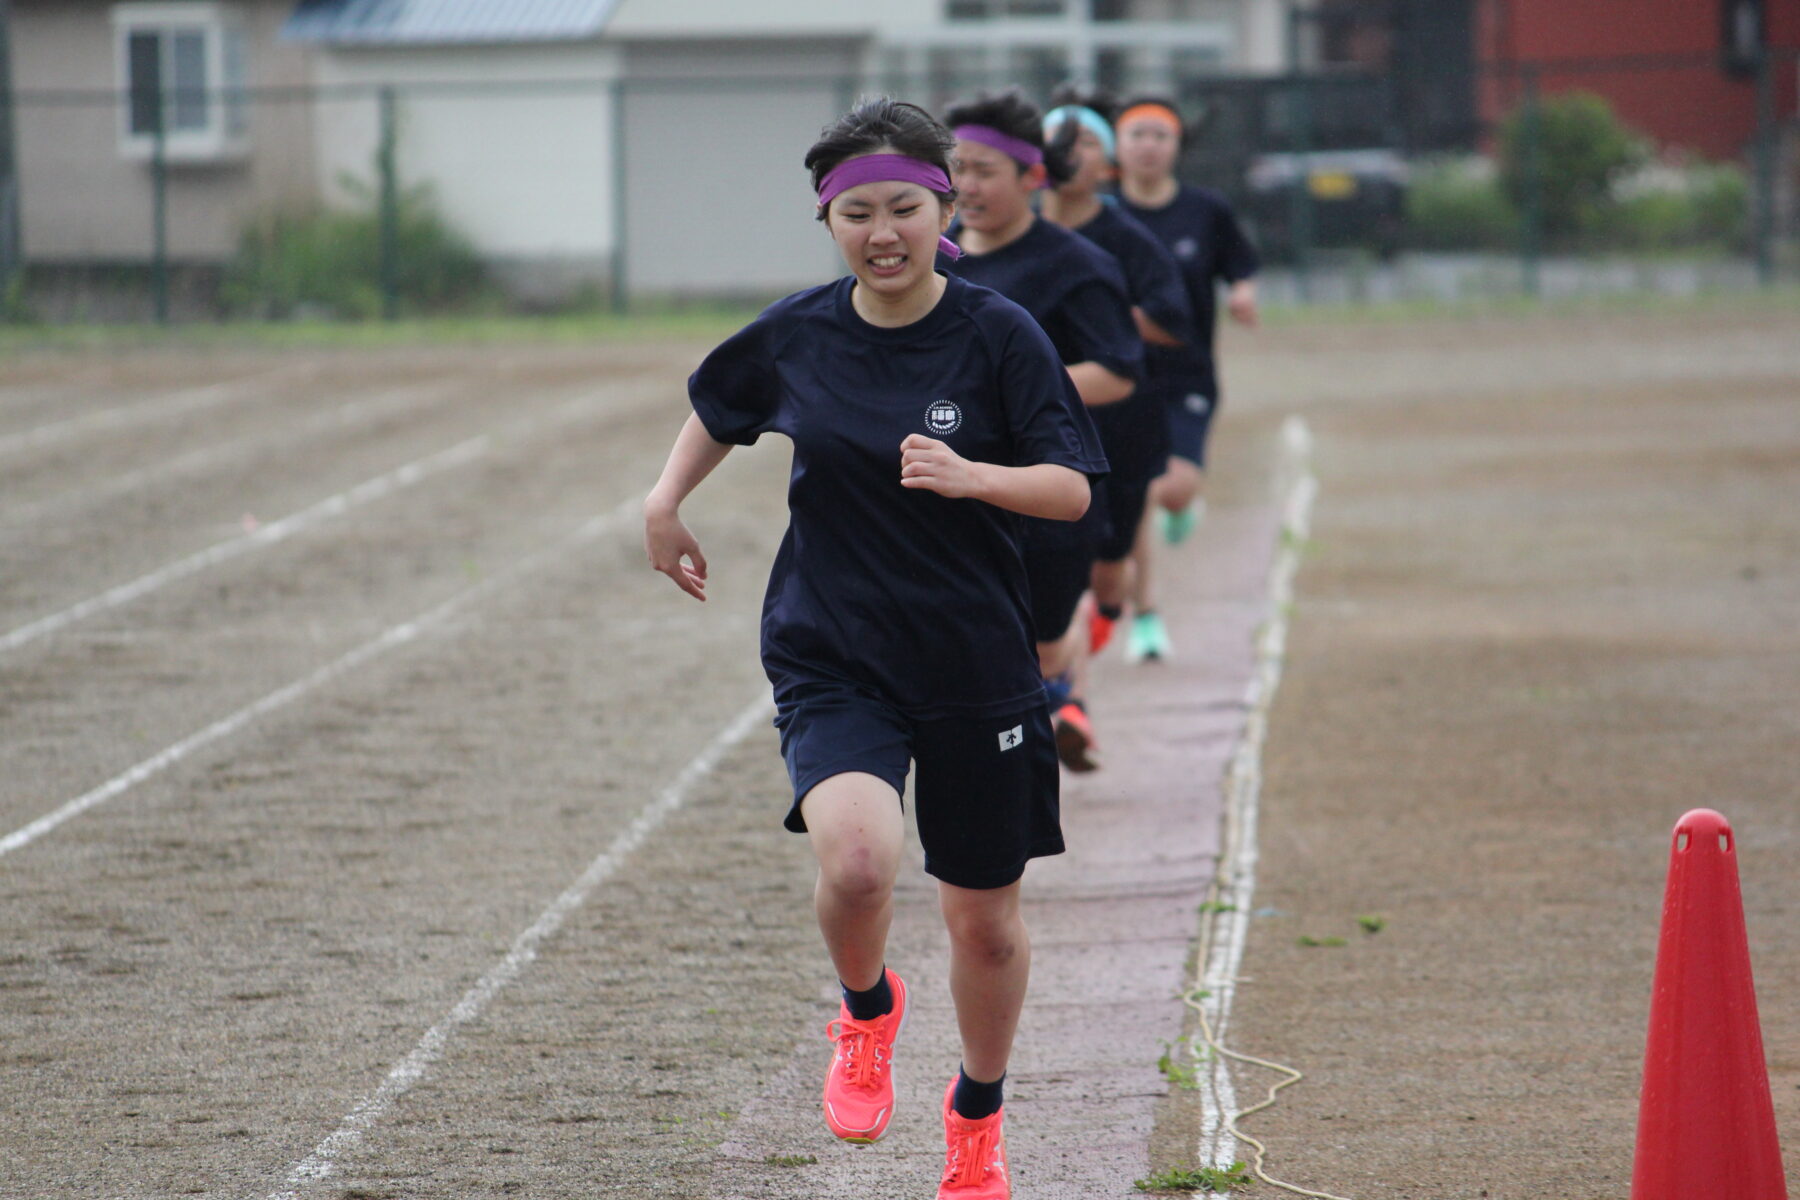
[998,725,1023,752]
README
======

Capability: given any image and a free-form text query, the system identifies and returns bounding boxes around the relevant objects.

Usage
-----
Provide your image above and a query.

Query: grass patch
[1135,1161,1254,1193]
[6,281,1795,356]
[1158,1036,1205,1089]
[1296,934,1348,948]
[764,1153,816,1168]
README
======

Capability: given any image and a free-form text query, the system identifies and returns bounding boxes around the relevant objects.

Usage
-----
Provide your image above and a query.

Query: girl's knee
[944,908,1025,965]
[819,847,895,907]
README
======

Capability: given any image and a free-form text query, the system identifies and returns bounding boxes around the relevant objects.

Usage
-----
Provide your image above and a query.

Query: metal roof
[283,0,622,45]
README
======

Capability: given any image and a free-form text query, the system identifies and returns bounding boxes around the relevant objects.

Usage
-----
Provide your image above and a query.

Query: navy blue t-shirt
[1118,184,1259,389]
[1075,198,1194,347]
[1066,199,1194,481]
[943,217,1143,387]
[688,272,1108,720]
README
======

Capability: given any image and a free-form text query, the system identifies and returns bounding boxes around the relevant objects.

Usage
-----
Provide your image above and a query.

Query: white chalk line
[1195,415,1317,1171]
[0,366,298,458]
[1,379,463,531]
[262,691,773,1200]
[0,376,670,656]
[0,495,645,859]
[0,436,490,654]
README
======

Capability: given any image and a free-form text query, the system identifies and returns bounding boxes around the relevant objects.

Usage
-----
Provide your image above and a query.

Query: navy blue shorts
[1021,496,1104,642]
[1166,385,1219,467]
[775,688,1064,890]
[1095,475,1151,564]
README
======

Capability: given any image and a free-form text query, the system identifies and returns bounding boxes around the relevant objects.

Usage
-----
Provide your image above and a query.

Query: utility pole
[0,0,23,302]
[1285,0,1315,300]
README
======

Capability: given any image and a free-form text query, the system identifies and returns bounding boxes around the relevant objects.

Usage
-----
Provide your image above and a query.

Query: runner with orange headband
[1114,96,1260,664]
[1038,88,1193,769]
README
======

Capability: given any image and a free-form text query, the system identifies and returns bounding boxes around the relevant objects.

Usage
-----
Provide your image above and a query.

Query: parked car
[1244,147,1409,260]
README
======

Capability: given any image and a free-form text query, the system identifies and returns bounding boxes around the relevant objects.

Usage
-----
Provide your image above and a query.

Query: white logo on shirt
[1184,392,1211,415]
[924,400,963,436]
[1175,236,1199,260]
[998,725,1024,752]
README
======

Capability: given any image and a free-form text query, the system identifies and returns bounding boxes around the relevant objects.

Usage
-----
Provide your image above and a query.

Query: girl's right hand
[644,501,709,601]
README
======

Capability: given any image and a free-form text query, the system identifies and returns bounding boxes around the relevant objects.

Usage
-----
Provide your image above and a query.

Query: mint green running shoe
[1125,612,1172,663]
[1158,500,1203,545]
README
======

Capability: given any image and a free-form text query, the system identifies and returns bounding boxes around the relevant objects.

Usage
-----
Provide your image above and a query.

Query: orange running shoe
[1089,609,1117,655]
[822,968,908,1143]
[937,1077,1011,1199]
[1053,702,1100,773]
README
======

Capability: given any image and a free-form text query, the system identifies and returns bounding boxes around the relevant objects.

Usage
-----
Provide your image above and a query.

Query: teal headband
[1043,105,1116,162]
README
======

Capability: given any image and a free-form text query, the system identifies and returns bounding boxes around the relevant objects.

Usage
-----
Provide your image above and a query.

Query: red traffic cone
[1631,808,1788,1200]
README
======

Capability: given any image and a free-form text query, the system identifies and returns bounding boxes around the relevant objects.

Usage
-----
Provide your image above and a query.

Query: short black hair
[1118,94,1189,150]
[1046,84,1120,126]
[943,88,1075,186]
[805,97,957,220]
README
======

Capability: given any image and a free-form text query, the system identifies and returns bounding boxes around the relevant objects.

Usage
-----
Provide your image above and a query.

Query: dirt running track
[2,300,1798,1200]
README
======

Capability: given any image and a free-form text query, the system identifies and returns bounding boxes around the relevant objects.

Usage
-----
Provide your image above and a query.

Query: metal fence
[0,53,1794,325]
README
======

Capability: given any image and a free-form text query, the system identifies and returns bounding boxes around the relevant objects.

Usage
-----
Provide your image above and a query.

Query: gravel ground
[3,301,1797,1200]
[1211,303,1800,1200]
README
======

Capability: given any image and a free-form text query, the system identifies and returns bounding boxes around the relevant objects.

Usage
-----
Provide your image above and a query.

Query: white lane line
[1,376,669,656]
[0,498,643,861]
[263,691,773,1200]
[2,380,462,531]
[1196,415,1317,1170]
[0,367,297,458]
[0,436,490,654]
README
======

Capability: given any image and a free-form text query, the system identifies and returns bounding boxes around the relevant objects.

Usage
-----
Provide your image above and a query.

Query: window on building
[1008,46,1070,98]
[113,3,248,160]
[946,0,1069,18]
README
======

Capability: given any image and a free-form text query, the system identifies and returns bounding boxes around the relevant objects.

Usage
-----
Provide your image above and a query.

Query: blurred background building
[0,0,1794,318]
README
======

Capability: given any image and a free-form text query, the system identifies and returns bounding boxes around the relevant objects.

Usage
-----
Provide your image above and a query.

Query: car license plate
[1307,170,1357,200]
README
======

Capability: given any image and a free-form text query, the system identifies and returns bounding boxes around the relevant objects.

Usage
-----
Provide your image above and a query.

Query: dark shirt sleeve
[686,313,781,446]
[1126,230,1196,345]
[1052,273,1145,387]
[997,313,1110,481]
[1212,198,1261,284]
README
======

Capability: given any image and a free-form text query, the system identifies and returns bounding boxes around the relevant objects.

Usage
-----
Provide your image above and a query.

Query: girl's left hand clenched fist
[900,434,984,500]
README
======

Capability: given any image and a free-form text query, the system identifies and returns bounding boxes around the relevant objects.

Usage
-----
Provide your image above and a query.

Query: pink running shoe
[937,1076,1011,1199]
[821,969,908,1143]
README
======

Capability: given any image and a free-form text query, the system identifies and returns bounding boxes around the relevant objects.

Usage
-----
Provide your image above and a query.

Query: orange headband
[1118,104,1182,135]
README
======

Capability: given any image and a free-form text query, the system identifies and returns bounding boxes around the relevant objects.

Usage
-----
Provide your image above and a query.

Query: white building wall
[606,0,934,38]
[614,39,862,297]
[310,42,622,286]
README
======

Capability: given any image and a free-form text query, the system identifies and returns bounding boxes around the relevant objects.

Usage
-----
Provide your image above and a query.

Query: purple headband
[953,124,1045,168]
[816,153,961,261]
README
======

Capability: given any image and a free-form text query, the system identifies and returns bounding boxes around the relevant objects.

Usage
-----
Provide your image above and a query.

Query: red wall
[1477,0,1799,161]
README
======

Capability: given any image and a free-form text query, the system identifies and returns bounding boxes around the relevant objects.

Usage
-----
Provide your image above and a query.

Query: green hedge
[223,180,487,319]
[1405,160,1520,251]
[1407,152,1750,255]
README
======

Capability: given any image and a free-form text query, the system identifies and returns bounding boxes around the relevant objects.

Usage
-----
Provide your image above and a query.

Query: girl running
[643,98,1106,1200]
[939,89,1143,771]
[1038,91,1194,767]
[1115,96,1260,662]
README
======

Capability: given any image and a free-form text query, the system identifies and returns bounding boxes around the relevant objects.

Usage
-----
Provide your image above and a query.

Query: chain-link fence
[0,53,1794,324]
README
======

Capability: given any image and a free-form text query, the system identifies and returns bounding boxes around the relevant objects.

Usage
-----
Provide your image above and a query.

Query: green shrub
[1690,163,1751,248]
[1405,158,1519,250]
[1611,162,1751,250]
[223,178,486,319]
[1498,91,1648,245]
